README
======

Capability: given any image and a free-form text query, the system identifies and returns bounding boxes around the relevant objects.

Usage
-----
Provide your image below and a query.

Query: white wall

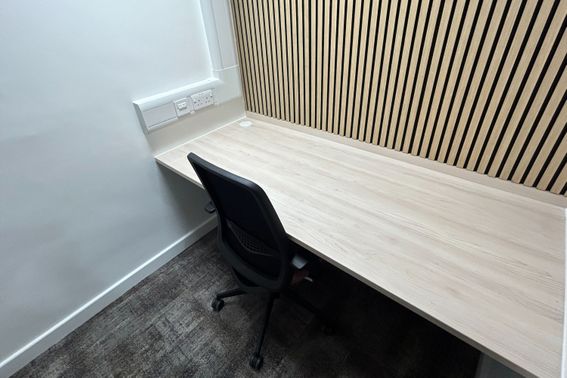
[0,0,244,374]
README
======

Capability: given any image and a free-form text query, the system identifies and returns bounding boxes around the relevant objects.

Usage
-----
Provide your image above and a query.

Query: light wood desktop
[156,118,566,377]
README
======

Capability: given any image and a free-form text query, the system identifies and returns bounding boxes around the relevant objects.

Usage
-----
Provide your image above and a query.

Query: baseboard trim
[0,217,217,378]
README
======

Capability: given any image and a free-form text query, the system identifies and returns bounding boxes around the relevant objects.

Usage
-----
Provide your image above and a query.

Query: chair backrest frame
[187,153,292,292]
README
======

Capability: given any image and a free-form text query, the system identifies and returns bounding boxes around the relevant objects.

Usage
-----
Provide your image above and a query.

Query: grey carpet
[13,231,479,377]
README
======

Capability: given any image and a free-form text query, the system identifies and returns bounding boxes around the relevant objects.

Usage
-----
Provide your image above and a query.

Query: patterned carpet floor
[14,231,479,377]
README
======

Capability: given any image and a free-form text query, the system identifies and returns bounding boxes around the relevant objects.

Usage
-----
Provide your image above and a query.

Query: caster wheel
[249,353,264,370]
[211,298,225,312]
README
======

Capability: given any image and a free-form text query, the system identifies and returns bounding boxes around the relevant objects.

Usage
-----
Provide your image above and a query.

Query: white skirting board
[0,217,217,377]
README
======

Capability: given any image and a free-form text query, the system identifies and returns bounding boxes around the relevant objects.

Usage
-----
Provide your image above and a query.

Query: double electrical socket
[191,89,215,111]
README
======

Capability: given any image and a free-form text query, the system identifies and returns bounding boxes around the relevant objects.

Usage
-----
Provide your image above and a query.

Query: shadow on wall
[156,164,213,231]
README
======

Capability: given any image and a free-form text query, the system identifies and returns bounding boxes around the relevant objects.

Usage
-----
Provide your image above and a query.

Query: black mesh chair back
[188,153,292,292]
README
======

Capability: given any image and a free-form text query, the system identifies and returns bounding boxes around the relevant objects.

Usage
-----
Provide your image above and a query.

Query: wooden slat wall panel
[230,0,567,195]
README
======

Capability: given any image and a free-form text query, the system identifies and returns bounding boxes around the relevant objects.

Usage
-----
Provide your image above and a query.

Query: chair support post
[254,294,276,357]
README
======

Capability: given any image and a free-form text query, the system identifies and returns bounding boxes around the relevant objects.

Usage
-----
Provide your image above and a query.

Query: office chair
[187,153,332,370]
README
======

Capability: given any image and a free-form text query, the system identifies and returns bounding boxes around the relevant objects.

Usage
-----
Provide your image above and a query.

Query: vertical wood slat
[320,0,329,131]
[362,0,384,142]
[332,0,346,135]
[344,1,363,138]
[297,0,304,126]
[290,0,299,124]
[271,0,283,119]
[310,0,317,129]
[338,0,354,136]
[248,0,266,115]
[372,0,395,145]
[358,0,381,142]
[350,0,371,140]
[285,0,295,123]
[231,0,567,196]
[281,0,290,121]
[384,0,409,146]
[327,0,338,134]
[303,0,310,127]
[315,0,323,130]
[257,0,272,118]
[266,0,280,120]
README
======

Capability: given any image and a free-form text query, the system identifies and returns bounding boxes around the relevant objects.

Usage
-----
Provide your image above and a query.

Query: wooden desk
[156,119,566,377]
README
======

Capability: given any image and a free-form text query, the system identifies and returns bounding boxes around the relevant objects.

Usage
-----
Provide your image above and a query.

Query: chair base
[212,287,333,370]
[249,353,263,370]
